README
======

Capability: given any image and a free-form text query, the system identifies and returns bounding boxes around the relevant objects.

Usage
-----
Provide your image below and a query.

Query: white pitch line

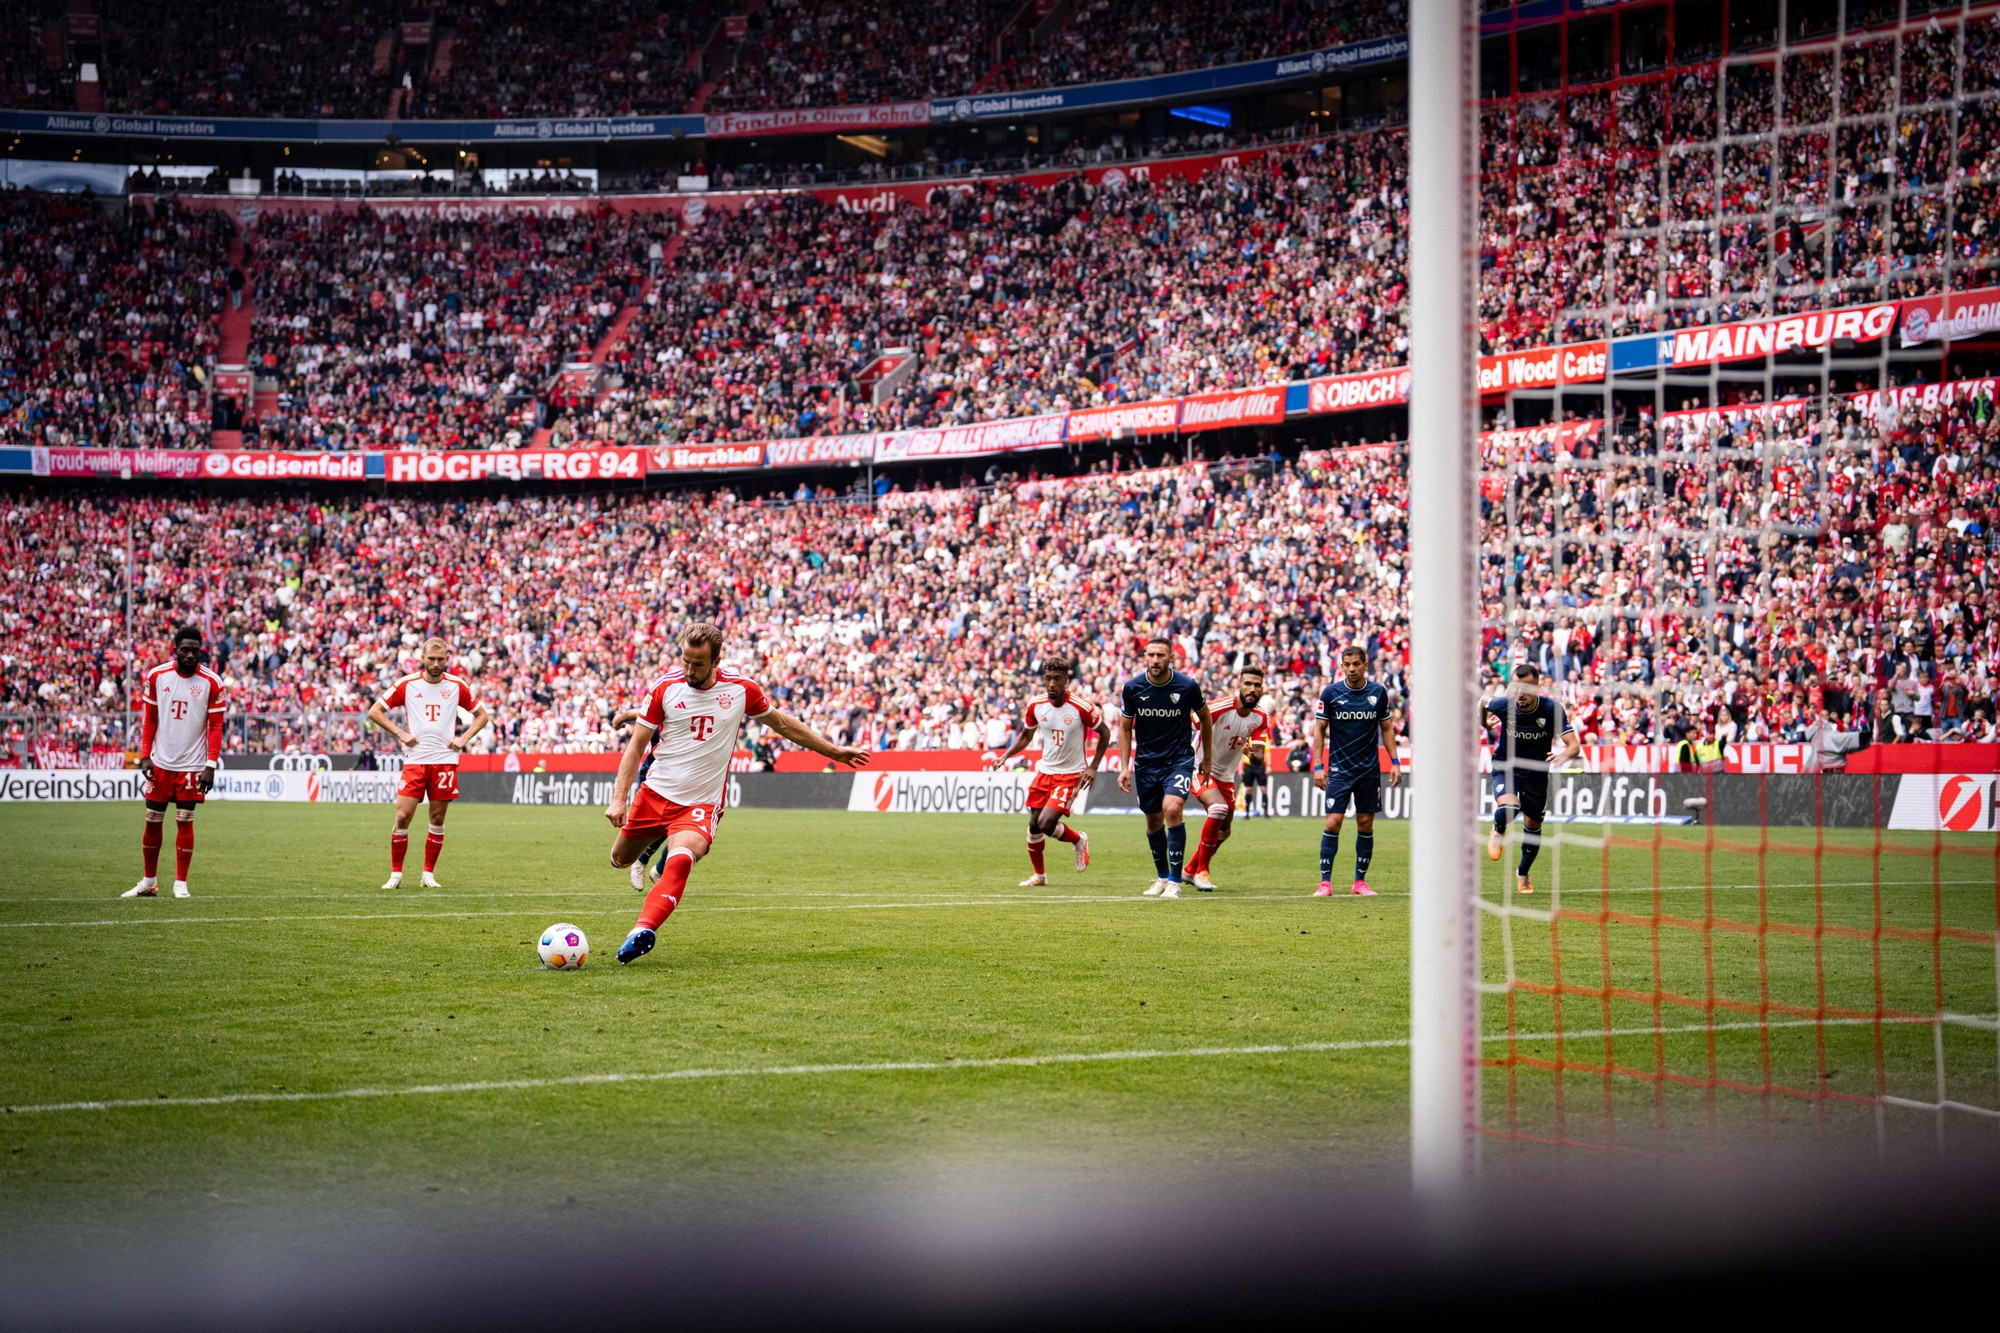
[4,1016,1966,1117]
[3,877,1992,926]
[0,895,1288,929]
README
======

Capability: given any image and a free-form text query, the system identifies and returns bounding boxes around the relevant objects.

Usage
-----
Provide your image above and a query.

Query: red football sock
[1191,822,1223,874]
[390,830,409,873]
[422,825,444,873]
[174,817,195,881]
[1051,823,1082,845]
[1027,835,1046,874]
[141,814,164,879]
[637,847,694,930]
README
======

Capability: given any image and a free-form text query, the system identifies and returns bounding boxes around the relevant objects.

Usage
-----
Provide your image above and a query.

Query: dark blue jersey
[1316,678,1391,775]
[1120,670,1206,767]
[1483,694,1574,768]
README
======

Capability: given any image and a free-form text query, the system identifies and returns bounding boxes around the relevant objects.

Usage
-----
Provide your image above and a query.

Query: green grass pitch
[1,803,1993,1251]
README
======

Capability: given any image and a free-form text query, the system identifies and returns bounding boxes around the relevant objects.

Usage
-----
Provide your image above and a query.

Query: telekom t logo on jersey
[690,717,715,741]
[425,704,442,722]
[170,699,188,720]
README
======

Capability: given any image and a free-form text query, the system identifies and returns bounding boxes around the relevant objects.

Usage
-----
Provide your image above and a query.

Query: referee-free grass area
[0,803,1993,1251]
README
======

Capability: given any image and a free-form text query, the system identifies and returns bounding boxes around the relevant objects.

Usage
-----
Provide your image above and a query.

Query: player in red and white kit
[605,622,869,965]
[984,656,1108,885]
[122,626,226,899]
[1185,664,1275,891]
[365,637,490,890]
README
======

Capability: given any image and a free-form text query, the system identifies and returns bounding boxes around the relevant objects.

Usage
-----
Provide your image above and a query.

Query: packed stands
[1,3,74,111]
[0,12,1945,453]
[24,0,1406,122]
[98,0,395,119]
[0,195,230,451]
[704,0,1011,112]
[409,0,705,120]
[580,135,1411,445]
[989,0,1405,93]
[245,209,658,451]
[6,373,1995,758]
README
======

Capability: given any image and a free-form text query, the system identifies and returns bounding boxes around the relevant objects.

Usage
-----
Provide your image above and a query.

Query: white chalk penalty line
[2,1016,1946,1117]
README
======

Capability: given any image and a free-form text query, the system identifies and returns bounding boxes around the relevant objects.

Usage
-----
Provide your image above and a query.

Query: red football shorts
[623,786,722,843]
[1027,771,1085,815]
[398,763,462,802]
[143,767,207,805]
[1191,772,1237,811]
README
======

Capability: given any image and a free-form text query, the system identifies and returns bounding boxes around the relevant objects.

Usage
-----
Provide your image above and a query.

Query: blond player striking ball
[605,622,869,965]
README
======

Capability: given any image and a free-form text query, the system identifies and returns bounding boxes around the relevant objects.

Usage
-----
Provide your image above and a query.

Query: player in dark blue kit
[1312,646,1401,897]
[1482,663,1581,894]
[1117,637,1214,899]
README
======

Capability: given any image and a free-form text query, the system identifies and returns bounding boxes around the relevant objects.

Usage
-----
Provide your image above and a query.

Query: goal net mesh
[1469,0,2000,1162]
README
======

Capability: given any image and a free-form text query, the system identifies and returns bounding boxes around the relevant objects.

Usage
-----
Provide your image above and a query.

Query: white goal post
[1407,0,1483,1198]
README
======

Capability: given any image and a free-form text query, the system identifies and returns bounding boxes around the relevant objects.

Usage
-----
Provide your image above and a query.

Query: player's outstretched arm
[1082,716,1111,788]
[605,722,654,826]
[758,708,871,768]
[985,723,1033,771]
[451,702,492,753]
[365,699,416,748]
[1116,714,1134,792]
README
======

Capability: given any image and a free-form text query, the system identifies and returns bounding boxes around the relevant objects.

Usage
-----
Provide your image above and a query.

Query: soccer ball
[538,922,588,969]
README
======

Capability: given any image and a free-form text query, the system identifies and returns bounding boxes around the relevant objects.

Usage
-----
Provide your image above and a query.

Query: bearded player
[985,655,1107,885]
[1483,662,1580,894]
[121,626,226,899]
[606,622,869,965]
[1119,636,1213,899]
[1185,663,1275,891]
[366,637,490,890]
[1312,645,1400,897]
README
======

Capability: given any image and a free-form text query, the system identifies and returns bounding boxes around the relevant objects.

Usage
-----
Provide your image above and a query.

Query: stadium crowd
[98,0,396,120]
[0,195,231,451]
[17,0,1410,123]
[4,373,1995,762]
[244,209,654,451]
[408,0,704,120]
[4,15,1988,453]
[987,0,1405,93]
